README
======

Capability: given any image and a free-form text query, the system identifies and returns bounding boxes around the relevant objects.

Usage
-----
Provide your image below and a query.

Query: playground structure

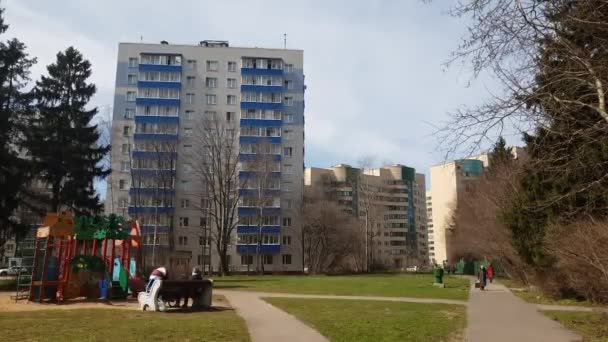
[21,211,144,302]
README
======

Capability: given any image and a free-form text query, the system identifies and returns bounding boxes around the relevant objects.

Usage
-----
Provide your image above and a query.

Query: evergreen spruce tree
[487,136,513,174]
[0,6,38,239]
[27,47,110,213]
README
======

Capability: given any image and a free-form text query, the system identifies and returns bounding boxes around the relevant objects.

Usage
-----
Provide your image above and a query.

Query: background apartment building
[426,191,434,262]
[305,164,428,269]
[105,40,305,273]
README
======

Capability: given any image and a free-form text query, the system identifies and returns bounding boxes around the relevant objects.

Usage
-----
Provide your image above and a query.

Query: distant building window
[186,93,194,104]
[181,199,190,208]
[183,127,193,136]
[123,126,130,136]
[120,161,130,171]
[284,97,293,106]
[119,180,126,190]
[179,217,189,227]
[206,60,219,71]
[127,74,137,85]
[186,76,195,87]
[184,110,194,120]
[283,114,294,123]
[126,91,136,102]
[282,254,292,265]
[227,61,237,72]
[283,147,293,157]
[241,255,253,265]
[178,236,188,246]
[124,108,135,119]
[187,59,197,69]
[206,94,217,105]
[285,64,294,73]
[205,77,217,88]
[128,58,138,67]
[284,80,293,89]
[121,144,130,155]
[283,165,293,174]
[227,95,237,105]
[282,235,291,245]
[226,112,234,122]
[118,198,128,208]
[263,255,273,265]
[282,217,292,227]
[227,78,237,89]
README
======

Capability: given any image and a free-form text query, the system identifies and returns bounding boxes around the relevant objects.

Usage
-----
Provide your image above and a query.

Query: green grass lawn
[214,274,469,300]
[264,297,466,342]
[0,307,250,342]
[500,278,597,307]
[544,310,608,342]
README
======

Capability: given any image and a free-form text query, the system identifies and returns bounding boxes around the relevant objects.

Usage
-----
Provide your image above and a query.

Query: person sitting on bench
[147,266,168,292]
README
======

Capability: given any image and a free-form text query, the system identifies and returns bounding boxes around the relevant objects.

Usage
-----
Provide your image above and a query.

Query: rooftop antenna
[283,33,287,49]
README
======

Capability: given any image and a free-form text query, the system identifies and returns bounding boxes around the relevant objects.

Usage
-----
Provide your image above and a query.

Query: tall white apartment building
[105,40,305,273]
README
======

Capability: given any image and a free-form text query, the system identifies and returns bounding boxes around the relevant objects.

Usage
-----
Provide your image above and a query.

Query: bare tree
[189,112,242,276]
[356,158,383,271]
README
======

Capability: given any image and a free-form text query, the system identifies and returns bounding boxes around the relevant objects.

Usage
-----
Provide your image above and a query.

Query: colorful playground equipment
[26,211,143,302]
[137,279,214,312]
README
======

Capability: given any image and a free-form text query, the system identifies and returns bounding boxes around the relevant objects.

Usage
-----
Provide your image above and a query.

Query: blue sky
[4,0,506,196]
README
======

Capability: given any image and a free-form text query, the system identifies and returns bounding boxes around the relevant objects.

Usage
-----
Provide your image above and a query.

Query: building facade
[305,164,428,269]
[105,41,305,273]
[428,159,484,265]
[426,191,434,262]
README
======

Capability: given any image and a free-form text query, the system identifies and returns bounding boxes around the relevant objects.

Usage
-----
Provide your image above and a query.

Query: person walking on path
[487,264,494,283]
[478,265,488,290]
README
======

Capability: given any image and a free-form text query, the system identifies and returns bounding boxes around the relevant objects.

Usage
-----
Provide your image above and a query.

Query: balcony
[136,98,180,107]
[240,85,283,93]
[239,188,280,197]
[130,169,176,177]
[128,206,175,215]
[236,244,280,254]
[140,225,170,234]
[139,64,182,73]
[132,151,178,159]
[135,115,179,124]
[240,118,282,127]
[138,81,181,89]
[238,207,281,217]
[239,154,281,162]
[241,68,283,76]
[240,102,282,110]
[133,133,178,141]
[237,225,280,234]
[129,187,175,195]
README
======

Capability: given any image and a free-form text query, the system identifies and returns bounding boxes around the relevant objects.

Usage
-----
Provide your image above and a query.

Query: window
[206,94,217,105]
[124,108,135,119]
[226,112,234,122]
[178,236,188,246]
[284,199,293,209]
[283,165,293,174]
[183,127,193,136]
[119,180,126,190]
[184,110,194,120]
[227,61,237,72]
[282,217,292,227]
[282,235,292,245]
[186,76,195,87]
[181,199,190,208]
[127,74,137,85]
[283,130,293,139]
[121,143,130,155]
[186,93,194,104]
[187,59,197,69]
[126,91,136,102]
[226,78,237,89]
[241,255,253,265]
[118,197,128,208]
[183,144,193,152]
[262,255,273,265]
[282,254,292,265]
[285,64,293,72]
[283,114,294,123]
[120,161,130,171]
[284,96,293,106]
[179,217,189,227]
[128,57,138,67]
[284,80,293,89]
[283,147,293,157]
[200,217,208,227]
[206,60,219,71]
[227,95,237,105]
[123,126,130,136]
[205,77,217,88]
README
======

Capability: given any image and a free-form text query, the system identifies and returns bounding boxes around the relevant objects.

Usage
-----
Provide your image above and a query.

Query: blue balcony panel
[236,244,281,254]
[240,85,283,93]
[129,187,175,195]
[136,98,180,106]
[138,81,181,89]
[140,225,171,234]
[237,225,281,234]
[135,115,179,124]
[239,171,281,179]
[132,151,178,159]
[130,169,176,177]
[138,64,182,73]
[238,207,281,217]
[240,136,281,144]
[128,206,175,215]
[133,133,178,141]
[240,119,282,127]
[239,154,281,162]
[240,68,283,76]
[240,102,282,110]
[239,189,280,197]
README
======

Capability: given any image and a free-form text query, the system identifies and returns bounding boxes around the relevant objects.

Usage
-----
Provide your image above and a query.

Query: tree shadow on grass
[162,305,235,314]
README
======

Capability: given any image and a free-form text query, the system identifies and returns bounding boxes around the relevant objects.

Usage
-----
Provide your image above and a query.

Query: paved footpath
[466,280,582,342]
